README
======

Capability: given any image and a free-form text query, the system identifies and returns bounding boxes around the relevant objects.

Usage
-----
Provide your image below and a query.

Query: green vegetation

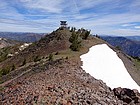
[131,56,140,71]
[0,86,4,91]
[116,46,121,50]
[69,27,91,51]
[11,64,16,71]
[0,63,16,76]
[70,39,81,51]
[65,56,68,59]
[21,59,26,66]
[70,27,76,32]
[48,53,53,61]
[0,53,8,62]
[78,28,91,40]
[0,45,21,62]
[95,34,101,38]
[69,32,81,51]
[0,47,10,62]
[0,66,11,76]
[34,55,41,62]
[133,57,140,61]
[55,52,59,55]
[84,30,90,40]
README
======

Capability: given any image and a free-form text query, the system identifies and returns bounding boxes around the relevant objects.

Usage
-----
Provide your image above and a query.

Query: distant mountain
[0,37,21,48]
[100,36,140,57]
[125,36,140,41]
[0,32,46,42]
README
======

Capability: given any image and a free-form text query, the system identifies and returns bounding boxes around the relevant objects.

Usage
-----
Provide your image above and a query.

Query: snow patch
[80,44,140,92]
[19,43,32,51]
[7,53,14,57]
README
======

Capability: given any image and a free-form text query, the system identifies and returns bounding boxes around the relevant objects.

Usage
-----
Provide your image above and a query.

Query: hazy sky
[0,0,140,36]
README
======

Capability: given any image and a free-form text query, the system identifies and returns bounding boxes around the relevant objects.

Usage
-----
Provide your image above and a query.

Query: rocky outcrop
[113,87,140,104]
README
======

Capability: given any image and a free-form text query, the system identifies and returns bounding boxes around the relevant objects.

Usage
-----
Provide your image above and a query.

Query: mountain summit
[0,28,140,104]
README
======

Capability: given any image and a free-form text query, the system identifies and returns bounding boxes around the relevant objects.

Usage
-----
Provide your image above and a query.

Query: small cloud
[122,23,135,27]
[22,0,64,13]
[1,0,140,35]
[134,26,140,29]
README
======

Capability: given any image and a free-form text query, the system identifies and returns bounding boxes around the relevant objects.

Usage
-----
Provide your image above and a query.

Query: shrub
[34,55,41,62]
[0,66,10,75]
[70,27,76,32]
[48,53,53,61]
[84,30,90,39]
[70,39,81,51]
[132,56,140,61]
[11,64,16,71]
[69,32,81,51]
[21,59,26,66]
[0,48,8,62]
[69,32,77,43]
[0,54,8,62]
[66,56,68,59]
[79,29,90,40]
[116,46,121,50]
[55,52,59,55]
[95,34,100,38]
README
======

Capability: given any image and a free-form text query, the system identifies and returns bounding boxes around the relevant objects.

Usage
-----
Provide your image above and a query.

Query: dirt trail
[0,69,31,87]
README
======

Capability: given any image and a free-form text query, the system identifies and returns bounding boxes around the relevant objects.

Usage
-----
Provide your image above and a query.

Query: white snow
[19,43,32,51]
[80,44,140,92]
[7,53,14,57]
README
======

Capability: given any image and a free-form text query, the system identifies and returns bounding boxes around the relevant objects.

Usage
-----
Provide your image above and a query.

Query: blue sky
[0,0,140,36]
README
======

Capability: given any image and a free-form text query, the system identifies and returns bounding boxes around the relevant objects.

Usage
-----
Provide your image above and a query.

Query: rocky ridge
[0,59,125,105]
[0,28,140,104]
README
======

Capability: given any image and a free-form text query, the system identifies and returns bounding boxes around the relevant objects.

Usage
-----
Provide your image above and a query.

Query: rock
[33,95,39,103]
[113,87,140,104]
[86,100,91,104]
[62,99,67,104]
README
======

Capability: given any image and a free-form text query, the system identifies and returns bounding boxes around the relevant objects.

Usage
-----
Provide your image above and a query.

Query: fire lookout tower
[60,21,67,28]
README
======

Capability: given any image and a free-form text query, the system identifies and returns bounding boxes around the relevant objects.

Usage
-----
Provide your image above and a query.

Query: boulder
[113,87,139,104]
